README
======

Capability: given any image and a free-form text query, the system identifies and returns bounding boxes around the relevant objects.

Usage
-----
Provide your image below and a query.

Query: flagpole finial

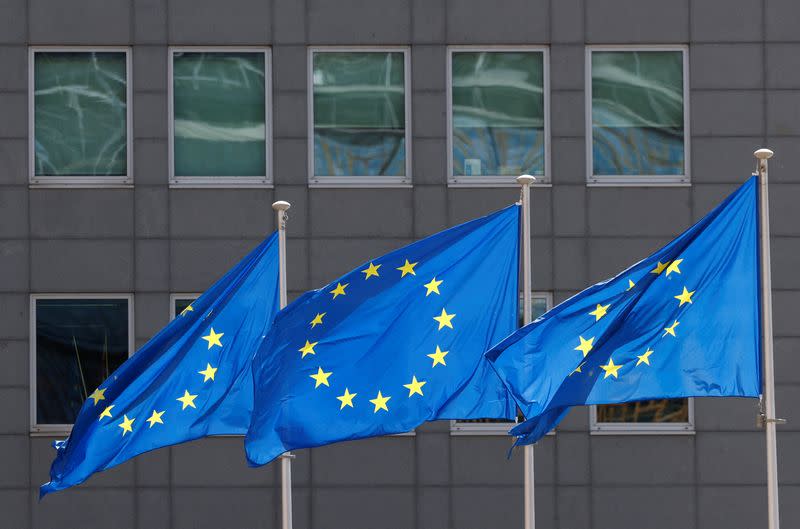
[272,200,291,211]
[517,174,536,186]
[755,148,774,160]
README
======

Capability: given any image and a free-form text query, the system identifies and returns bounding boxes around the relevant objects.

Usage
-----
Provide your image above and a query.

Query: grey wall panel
[30,189,133,239]
[586,0,688,43]
[168,0,272,45]
[28,0,131,45]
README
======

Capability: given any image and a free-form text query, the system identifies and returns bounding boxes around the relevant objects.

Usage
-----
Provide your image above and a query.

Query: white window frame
[585,45,691,187]
[307,46,412,188]
[590,398,695,435]
[169,293,201,321]
[29,294,135,435]
[168,47,273,188]
[451,291,553,435]
[29,47,133,188]
[447,46,551,188]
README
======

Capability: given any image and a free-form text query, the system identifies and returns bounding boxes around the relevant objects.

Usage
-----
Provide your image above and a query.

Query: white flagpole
[516,175,536,529]
[272,200,293,529]
[754,149,782,529]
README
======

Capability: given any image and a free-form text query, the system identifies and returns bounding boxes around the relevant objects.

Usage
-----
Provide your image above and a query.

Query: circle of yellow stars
[299,257,455,415]
[570,256,696,381]
[92,307,224,437]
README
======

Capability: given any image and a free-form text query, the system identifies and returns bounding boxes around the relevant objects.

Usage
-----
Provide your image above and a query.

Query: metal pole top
[516,174,536,186]
[272,200,291,211]
[755,148,774,160]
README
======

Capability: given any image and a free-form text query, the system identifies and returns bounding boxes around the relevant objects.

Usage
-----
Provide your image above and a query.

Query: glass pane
[452,51,545,177]
[36,299,129,425]
[591,51,685,176]
[313,52,406,177]
[173,52,267,177]
[173,297,197,318]
[597,398,689,423]
[34,52,128,177]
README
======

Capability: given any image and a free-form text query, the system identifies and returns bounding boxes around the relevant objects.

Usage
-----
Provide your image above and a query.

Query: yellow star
[299,340,318,358]
[589,303,610,321]
[600,357,622,379]
[310,367,332,388]
[423,277,443,296]
[361,262,381,279]
[627,279,635,291]
[433,308,456,330]
[574,336,595,357]
[198,363,217,382]
[309,312,326,328]
[118,414,135,436]
[650,261,671,275]
[99,405,115,421]
[403,375,427,397]
[674,287,695,307]
[88,388,106,405]
[146,409,165,428]
[665,259,683,276]
[369,391,391,413]
[663,320,680,337]
[636,349,654,366]
[330,282,348,299]
[180,304,194,316]
[336,388,357,409]
[427,345,449,367]
[177,390,198,410]
[570,362,586,376]
[397,259,418,277]
[201,328,224,349]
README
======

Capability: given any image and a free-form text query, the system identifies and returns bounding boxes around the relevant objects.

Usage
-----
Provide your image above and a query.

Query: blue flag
[41,234,280,496]
[486,177,761,446]
[245,205,520,466]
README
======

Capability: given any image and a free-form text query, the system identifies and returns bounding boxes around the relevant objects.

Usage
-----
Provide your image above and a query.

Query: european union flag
[486,177,761,446]
[245,205,520,465]
[41,234,280,496]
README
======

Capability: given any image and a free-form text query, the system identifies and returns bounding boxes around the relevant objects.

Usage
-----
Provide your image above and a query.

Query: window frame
[28,46,133,188]
[168,46,273,188]
[29,293,135,435]
[446,45,551,188]
[589,398,695,435]
[169,293,201,321]
[307,46,413,188]
[585,45,691,187]
[450,291,553,435]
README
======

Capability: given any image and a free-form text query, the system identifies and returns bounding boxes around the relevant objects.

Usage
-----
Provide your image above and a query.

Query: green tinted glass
[173,52,267,177]
[597,398,689,423]
[34,52,128,177]
[313,52,406,177]
[452,51,545,177]
[36,299,129,425]
[591,50,685,176]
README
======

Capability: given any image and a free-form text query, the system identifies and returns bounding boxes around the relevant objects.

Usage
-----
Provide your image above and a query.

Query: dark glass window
[173,297,197,319]
[35,298,130,426]
[596,398,690,424]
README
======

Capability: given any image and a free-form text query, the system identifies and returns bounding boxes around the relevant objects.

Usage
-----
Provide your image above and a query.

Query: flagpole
[272,200,293,529]
[755,149,781,529]
[517,174,536,529]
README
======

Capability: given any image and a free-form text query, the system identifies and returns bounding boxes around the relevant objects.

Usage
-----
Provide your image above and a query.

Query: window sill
[587,176,691,187]
[308,177,412,189]
[448,179,552,188]
[590,425,695,435]
[450,421,555,436]
[31,427,72,437]
[169,179,273,189]
[29,183,134,189]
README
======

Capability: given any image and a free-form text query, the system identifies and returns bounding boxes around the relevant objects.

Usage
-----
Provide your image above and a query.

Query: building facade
[1,0,799,527]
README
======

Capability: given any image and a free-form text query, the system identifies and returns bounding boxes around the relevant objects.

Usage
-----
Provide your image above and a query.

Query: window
[29,48,132,186]
[169,48,271,186]
[586,46,689,185]
[170,294,199,320]
[30,295,133,433]
[591,398,694,434]
[309,48,411,187]
[448,47,549,186]
[451,292,552,435]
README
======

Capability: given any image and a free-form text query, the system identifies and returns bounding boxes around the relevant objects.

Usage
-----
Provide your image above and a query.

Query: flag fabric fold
[41,233,281,496]
[486,176,761,446]
[245,205,520,466]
